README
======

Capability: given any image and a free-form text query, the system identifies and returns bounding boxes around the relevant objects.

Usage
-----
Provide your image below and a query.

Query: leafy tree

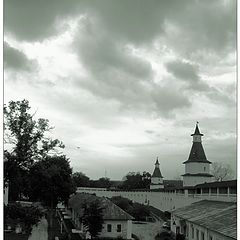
[110,196,150,221]
[211,162,234,181]
[72,172,90,187]
[4,99,64,200]
[90,177,111,188]
[110,196,133,212]
[128,202,150,221]
[4,202,43,234]
[82,200,104,239]
[155,231,175,240]
[28,155,75,226]
[120,171,151,190]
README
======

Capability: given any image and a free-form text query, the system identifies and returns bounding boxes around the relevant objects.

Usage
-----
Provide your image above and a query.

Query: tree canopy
[110,196,150,221]
[211,162,234,181]
[82,200,104,239]
[72,172,90,188]
[120,171,151,190]
[4,99,64,201]
[28,155,75,208]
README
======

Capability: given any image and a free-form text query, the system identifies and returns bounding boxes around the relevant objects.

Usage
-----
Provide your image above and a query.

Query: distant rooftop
[195,180,237,189]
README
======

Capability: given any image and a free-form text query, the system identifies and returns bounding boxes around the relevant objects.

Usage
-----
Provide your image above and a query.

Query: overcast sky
[4,0,236,180]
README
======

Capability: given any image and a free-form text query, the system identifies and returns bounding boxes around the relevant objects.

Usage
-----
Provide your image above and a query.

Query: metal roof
[183,142,211,164]
[195,180,237,188]
[152,167,163,178]
[172,200,236,239]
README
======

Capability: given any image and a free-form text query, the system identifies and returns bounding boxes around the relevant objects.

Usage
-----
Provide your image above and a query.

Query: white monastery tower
[182,123,213,187]
[150,157,164,189]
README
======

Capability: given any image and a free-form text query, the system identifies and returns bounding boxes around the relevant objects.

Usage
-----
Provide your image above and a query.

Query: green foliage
[155,231,175,240]
[4,99,64,201]
[28,155,75,208]
[82,200,104,238]
[4,203,43,234]
[120,171,151,190]
[90,177,111,188]
[72,172,90,187]
[110,196,150,221]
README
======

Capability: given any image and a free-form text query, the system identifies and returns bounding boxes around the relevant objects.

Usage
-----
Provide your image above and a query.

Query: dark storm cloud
[5,0,236,55]
[4,42,37,71]
[165,60,208,91]
[68,17,191,117]
[165,59,235,106]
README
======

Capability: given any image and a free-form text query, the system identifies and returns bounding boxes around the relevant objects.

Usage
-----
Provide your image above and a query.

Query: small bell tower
[182,122,213,187]
[150,157,164,189]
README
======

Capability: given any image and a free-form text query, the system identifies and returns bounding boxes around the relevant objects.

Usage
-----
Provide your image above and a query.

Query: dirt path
[28,217,48,240]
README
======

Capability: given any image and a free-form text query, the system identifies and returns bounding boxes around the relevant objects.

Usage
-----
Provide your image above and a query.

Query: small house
[68,193,134,239]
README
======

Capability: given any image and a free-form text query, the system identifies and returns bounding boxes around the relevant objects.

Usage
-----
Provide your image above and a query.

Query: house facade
[68,193,133,239]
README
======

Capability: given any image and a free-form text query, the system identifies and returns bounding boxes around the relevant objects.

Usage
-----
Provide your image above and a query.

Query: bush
[4,203,43,234]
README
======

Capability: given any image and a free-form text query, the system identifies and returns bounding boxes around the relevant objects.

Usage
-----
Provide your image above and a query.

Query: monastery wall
[76,188,236,211]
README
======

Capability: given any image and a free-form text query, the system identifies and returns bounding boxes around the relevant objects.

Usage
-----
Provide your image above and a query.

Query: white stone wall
[183,175,212,187]
[151,177,163,185]
[76,188,236,212]
[185,162,210,174]
[77,188,200,211]
[99,220,132,239]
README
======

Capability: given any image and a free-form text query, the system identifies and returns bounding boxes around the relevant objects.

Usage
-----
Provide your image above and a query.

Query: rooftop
[172,200,237,239]
[69,193,134,220]
[183,142,211,164]
[195,180,237,189]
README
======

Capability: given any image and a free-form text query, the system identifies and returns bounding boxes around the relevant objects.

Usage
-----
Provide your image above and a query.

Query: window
[117,224,122,232]
[196,229,199,240]
[201,231,205,240]
[209,235,213,240]
[204,167,206,171]
[107,224,112,232]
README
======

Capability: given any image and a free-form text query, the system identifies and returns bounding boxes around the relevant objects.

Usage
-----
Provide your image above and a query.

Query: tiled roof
[152,167,163,178]
[69,193,134,220]
[183,142,211,164]
[191,206,237,239]
[172,200,237,239]
[195,180,237,188]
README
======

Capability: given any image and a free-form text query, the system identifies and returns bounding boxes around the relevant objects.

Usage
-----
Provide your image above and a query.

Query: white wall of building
[151,177,163,185]
[183,175,212,187]
[4,185,9,205]
[171,215,235,240]
[99,220,132,239]
[185,162,210,174]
